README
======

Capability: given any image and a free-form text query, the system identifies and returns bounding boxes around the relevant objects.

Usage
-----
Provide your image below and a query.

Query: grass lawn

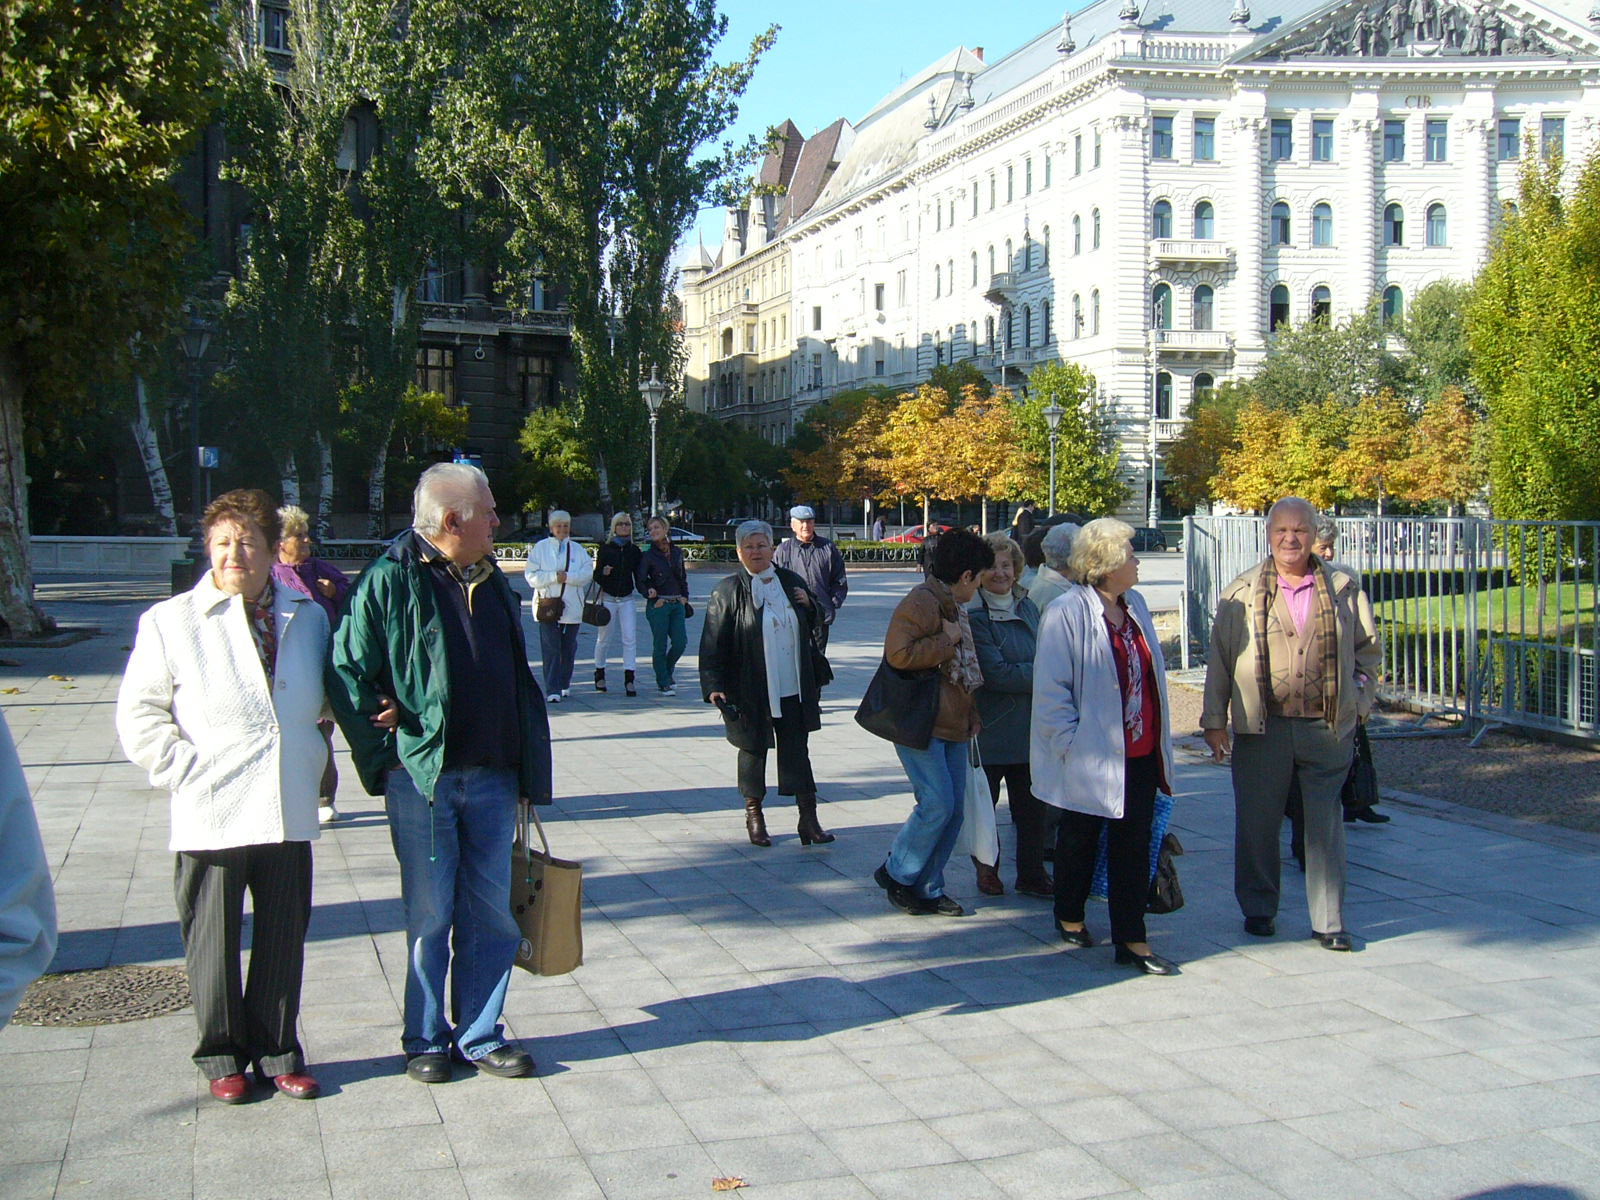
[1375,581,1600,640]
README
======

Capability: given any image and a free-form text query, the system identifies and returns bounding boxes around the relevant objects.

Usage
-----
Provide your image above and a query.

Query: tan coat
[885,580,978,743]
[1201,560,1381,742]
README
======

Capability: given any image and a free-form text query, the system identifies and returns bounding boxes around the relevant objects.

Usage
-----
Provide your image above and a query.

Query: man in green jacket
[328,462,551,1084]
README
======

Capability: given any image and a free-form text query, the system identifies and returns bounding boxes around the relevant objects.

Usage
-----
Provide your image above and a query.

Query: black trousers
[737,694,816,801]
[981,761,1057,882]
[174,841,312,1080]
[1053,753,1160,945]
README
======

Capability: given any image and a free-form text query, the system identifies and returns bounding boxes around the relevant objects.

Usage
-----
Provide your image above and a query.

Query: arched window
[985,315,995,347]
[1073,215,1082,255]
[1004,308,1014,350]
[1192,284,1214,331]
[1311,285,1332,322]
[1312,202,1333,247]
[1270,201,1292,245]
[1152,200,1173,239]
[1382,285,1404,326]
[933,264,941,297]
[988,245,995,276]
[1023,305,1033,347]
[1042,227,1051,267]
[1042,300,1052,343]
[1156,372,1173,420]
[1269,283,1291,331]
[1071,293,1082,338]
[1092,208,1101,249]
[1426,203,1447,246]
[947,258,954,290]
[1384,202,1404,246]
[1193,372,1216,403]
[971,251,978,286]
[1193,200,1215,239]
[1090,289,1101,334]
[1005,238,1014,270]
[1151,283,1173,330]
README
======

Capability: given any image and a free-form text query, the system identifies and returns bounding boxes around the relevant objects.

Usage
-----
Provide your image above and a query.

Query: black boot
[743,796,772,847]
[594,669,607,693]
[796,794,835,845]
[624,669,637,697]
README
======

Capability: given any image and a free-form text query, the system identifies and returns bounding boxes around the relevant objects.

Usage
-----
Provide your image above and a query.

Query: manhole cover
[11,965,191,1027]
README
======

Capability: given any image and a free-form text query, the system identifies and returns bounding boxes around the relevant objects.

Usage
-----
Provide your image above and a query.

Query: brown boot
[743,796,772,846]
[796,794,835,845]
[975,861,1004,895]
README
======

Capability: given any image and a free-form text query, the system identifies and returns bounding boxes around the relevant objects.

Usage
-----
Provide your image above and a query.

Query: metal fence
[1182,515,1600,744]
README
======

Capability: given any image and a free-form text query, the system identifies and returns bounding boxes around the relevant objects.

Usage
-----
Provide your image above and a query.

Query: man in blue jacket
[773,505,848,652]
[328,462,552,1084]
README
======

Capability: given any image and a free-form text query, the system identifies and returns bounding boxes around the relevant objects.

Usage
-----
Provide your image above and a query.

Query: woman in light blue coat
[1031,518,1177,975]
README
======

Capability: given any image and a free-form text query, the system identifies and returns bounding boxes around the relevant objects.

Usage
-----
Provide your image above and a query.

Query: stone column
[1343,114,1378,311]
[1229,110,1266,359]
[1458,93,1497,274]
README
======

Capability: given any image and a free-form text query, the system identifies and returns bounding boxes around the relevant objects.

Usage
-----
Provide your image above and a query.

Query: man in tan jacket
[1202,497,1380,951]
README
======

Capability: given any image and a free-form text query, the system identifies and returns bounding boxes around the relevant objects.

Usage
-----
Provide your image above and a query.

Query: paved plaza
[4,568,1600,1200]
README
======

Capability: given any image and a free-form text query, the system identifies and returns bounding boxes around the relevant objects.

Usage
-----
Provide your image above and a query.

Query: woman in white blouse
[699,520,834,848]
[525,509,594,703]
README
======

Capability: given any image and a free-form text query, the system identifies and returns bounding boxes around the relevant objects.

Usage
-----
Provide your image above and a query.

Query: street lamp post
[639,369,666,517]
[1042,401,1064,516]
[1148,385,1161,529]
[180,316,212,572]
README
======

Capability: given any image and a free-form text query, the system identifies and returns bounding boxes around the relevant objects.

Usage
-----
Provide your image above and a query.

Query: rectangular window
[811,354,823,388]
[896,271,907,307]
[1425,118,1448,162]
[1006,165,1014,202]
[971,181,978,218]
[1383,119,1405,162]
[874,283,885,311]
[1043,154,1052,187]
[1312,118,1334,162]
[1025,157,1033,194]
[415,347,457,407]
[259,4,289,50]
[1151,116,1174,159]
[1498,117,1521,161]
[1270,118,1293,161]
[874,359,886,377]
[1074,134,1083,175]
[517,355,555,411]
[1542,116,1565,160]
[1093,130,1102,168]
[988,175,996,209]
[1193,117,1215,161]
[812,306,822,331]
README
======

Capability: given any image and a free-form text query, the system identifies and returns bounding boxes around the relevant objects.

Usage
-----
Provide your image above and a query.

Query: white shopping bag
[952,739,999,867]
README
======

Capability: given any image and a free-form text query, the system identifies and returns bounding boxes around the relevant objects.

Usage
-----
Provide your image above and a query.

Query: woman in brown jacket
[873,529,995,917]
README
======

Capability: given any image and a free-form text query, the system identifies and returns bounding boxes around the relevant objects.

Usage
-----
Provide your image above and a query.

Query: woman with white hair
[526,510,594,703]
[1032,517,1178,975]
[1026,523,1081,613]
[700,520,833,846]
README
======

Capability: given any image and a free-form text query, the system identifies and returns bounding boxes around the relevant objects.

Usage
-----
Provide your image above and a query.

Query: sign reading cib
[1404,95,1434,108]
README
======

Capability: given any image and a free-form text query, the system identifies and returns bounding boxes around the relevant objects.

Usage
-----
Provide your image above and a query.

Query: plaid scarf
[1251,556,1339,728]
[1111,612,1146,741]
[246,582,278,684]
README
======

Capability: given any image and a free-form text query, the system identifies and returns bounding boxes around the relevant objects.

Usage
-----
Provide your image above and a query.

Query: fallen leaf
[0,688,19,694]
[711,1179,747,1192]
[48,675,73,682]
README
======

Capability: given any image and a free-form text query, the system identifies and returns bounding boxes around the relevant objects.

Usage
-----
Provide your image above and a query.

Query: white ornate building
[678,0,1600,520]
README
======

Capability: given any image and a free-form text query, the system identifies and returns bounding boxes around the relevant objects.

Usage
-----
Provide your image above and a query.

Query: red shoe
[209,1073,251,1104]
[270,1071,321,1099]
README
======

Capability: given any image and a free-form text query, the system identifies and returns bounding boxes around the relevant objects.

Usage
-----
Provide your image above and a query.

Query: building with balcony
[678,0,1600,520]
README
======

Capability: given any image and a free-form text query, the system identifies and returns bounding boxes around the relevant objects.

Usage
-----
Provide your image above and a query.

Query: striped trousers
[173,841,312,1080]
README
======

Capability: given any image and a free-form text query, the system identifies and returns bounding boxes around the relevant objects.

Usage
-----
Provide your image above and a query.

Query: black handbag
[1341,723,1379,812]
[1146,832,1185,914]
[580,581,610,627]
[854,658,940,749]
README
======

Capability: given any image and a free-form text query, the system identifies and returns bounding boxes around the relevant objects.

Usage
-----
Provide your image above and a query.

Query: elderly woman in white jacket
[525,509,594,703]
[1031,518,1178,976]
[116,489,329,1103]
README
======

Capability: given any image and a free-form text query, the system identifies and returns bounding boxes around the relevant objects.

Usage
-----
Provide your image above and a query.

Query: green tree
[1399,386,1486,514]
[1468,148,1600,519]
[1161,383,1249,510]
[1246,306,1408,410]
[1331,391,1412,513]
[1400,279,1475,405]
[783,387,898,504]
[927,359,993,403]
[513,406,599,517]
[0,0,221,633]
[1017,362,1125,517]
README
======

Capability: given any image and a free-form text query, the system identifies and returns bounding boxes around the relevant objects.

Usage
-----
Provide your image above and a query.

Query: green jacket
[326,531,553,804]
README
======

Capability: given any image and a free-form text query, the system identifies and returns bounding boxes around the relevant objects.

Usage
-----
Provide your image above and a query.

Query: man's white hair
[548,510,572,527]
[413,462,488,536]
[1266,496,1318,528]
[1041,522,1080,571]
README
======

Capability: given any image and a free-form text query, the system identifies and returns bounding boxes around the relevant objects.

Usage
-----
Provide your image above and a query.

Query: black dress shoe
[1057,922,1095,948]
[1114,945,1179,975]
[1314,930,1354,951]
[874,864,915,911]
[406,1053,451,1084]
[1244,916,1276,937]
[1015,875,1054,899]
[1349,808,1391,823]
[472,1044,535,1077]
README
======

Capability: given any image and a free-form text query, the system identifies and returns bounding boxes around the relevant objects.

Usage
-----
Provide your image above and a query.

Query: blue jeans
[644,601,686,690]
[886,737,968,900]
[385,765,520,1060]
[539,620,580,695]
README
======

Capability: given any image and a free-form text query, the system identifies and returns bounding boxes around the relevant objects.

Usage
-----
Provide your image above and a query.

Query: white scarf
[749,568,800,713]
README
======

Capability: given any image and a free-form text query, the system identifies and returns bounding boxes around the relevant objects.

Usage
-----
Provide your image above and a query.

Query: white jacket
[1030,584,1175,818]
[116,573,329,851]
[524,536,595,624]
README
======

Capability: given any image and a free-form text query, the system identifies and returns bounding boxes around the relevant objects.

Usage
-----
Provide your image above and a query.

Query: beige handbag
[510,802,583,976]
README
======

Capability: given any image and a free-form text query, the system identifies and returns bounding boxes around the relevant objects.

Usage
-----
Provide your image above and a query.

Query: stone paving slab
[1,571,1598,1198]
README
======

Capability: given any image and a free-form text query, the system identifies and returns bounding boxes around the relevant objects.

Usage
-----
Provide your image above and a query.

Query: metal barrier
[1182,515,1600,744]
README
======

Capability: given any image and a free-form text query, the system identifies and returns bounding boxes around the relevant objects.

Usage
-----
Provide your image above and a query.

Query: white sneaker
[318,802,338,826]
[547,692,562,705]
[561,689,572,700]
[660,685,676,696]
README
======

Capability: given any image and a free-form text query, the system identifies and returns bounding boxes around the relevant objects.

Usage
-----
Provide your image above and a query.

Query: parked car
[1130,526,1168,552]
[499,524,548,544]
[638,526,706,543]
[881,523,954,544]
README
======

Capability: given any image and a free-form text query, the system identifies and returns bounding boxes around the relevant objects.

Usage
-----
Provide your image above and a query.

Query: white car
[639,526,706,543]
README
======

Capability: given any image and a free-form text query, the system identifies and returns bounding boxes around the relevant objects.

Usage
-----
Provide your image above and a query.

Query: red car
[881,523,954,544]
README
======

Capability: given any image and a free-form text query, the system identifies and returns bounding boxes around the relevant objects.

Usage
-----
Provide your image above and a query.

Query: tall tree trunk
[130,376,177,536]
[594,455,612,514]
[280,452,301,508]
[922,495,930,528]
[314,432,333,539]
[367,424,393,537]
[0,350,46,637]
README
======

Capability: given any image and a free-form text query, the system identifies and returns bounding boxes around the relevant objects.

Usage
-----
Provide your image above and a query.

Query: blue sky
[687,3,1065,251]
